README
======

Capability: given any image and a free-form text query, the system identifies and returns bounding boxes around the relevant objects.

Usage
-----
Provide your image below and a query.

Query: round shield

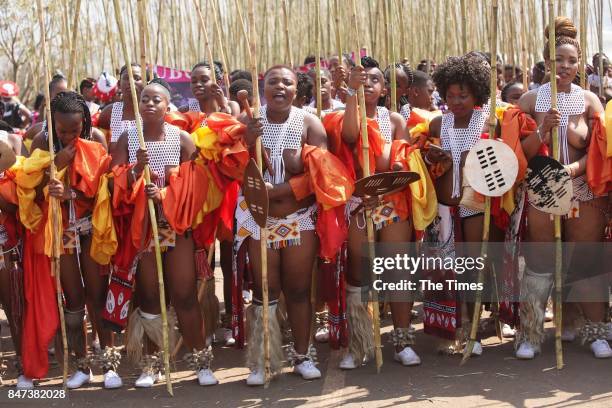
[353,171,420,197]
[464,139,518,197]
[526,156,573,216]
[0,139,16,173]
[243,158,269,228]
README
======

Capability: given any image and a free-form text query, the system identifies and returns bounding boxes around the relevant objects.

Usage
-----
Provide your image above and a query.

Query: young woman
[383,63,414,120]
[516,17,610,359]
[0,131,27,388]
[98,63,144,149]
[426,54,504,356]
[238,65,327,385]
[181,61,239,121]
[307,68,345,114]
[501,81,526,106]
[111,79,218,387]
[333,56,424,369]
[24,75,69,145]
[31,92,118,389]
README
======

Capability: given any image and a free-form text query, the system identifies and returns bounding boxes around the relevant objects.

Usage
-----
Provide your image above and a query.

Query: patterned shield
[243,158,269,228]
[353,171,420,197]
[464,139,518,197]
[0,140,15,173]
[526,155,573,215]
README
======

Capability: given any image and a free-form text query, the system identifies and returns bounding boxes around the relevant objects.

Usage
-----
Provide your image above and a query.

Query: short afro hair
[432,55,490,107]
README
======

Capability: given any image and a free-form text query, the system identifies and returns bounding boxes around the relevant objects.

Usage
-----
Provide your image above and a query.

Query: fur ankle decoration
[140,352,165,376]
[184,347,214,371]
[245,303,284,375]
[76,356,92,372]
[346,285,374,363]
[315,311,329,328]
[390,327,416,348]
[285,343,318,366]
[579,321,608,345]
[96,347,122,372]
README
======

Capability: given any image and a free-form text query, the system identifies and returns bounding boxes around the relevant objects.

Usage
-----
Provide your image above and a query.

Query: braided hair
[384,63,414,106]
[192,61,223,82]
[48,91,91,152]
[543,17,581,60]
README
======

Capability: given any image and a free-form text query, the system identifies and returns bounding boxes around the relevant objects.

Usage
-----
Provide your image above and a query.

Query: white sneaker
[66,370,92,389]
[134,372,162,388]
[16,375,34,390]
[590,339,612,359]
[246,368,264,386]
[103,370,123,389]
[339,353,359,370]
[314,326,330,343]
[197,368,219,386]
[515,341,536,359]
[293,359,321,380]
[561,328,576,342]
[394,346,421,366]
[463,341,482,356]
[502,324,516,338]
[223,329,236,346]
[545,308,554,322]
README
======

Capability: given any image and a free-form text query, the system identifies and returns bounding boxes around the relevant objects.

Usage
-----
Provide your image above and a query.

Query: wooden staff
[315,0,322,118]
[137,0,148,81]
[460,0,468,53]
[521,0,529,91]
[211,0,231,97]
[247,0,271,387]
[235,0,252,64]
[462,0,498,365]
[111,0,174,395]
[66,0,82,89]
[351,0,383,374]
[547,0,564,371]
[388,0,397,113]
[193,0,221,112]
[35,0,69,390]
[281,0,293,67]
[580,0,587,89]
[596,0,604,99]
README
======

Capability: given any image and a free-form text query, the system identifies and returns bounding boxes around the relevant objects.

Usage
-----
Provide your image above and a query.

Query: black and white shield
[464,139,518,197]
[526,156,573,215]
[243,159,269,228]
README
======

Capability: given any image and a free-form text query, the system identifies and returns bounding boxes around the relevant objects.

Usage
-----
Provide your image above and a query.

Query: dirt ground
[1,259,611,408]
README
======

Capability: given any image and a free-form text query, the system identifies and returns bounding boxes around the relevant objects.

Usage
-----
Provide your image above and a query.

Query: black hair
[411,70,430,88]
[384,63,414,87]
[230,69,252,82]
[361,56,380,69]
[119,62,141,78]
[500,81,523,103]
[148,77,171,92]
[303,55,316,65]
[296,72,314,103]
[534,61,546,73]
[192,61,223,81]
[49,91,91,152]
[432,55,490,107]
[263,64,296,80]
[79,77,95,94]
[307,67,331,79]
[49,74,67,94]
[214,60,224,75]
[0,120,13,133]
[229,78,253,100]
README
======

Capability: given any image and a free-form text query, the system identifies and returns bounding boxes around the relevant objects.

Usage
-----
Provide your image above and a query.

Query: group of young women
[0,15,610,393]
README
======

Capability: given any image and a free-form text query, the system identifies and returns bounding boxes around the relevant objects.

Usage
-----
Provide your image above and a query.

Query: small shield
[526,156,573,215]
[353,171,420,197]
[243,158,269,228]
[464,139,518,197]
[0,139,16,173]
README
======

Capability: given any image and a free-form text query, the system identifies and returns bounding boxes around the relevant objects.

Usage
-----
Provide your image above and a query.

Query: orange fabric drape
[165,110,207,134]
[323,111,385,181]
[500,107,536,183]
[587,112,612,196]
[160,161,209,235]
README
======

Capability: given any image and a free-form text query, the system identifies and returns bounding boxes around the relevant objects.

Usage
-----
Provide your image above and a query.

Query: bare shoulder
[517,89,537,113]
[98,103,114,128]
[25,122,43,140]
[429,114,443,137]
[582,89,604,116]
[91,128,108,150]
[30,131,48,152]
